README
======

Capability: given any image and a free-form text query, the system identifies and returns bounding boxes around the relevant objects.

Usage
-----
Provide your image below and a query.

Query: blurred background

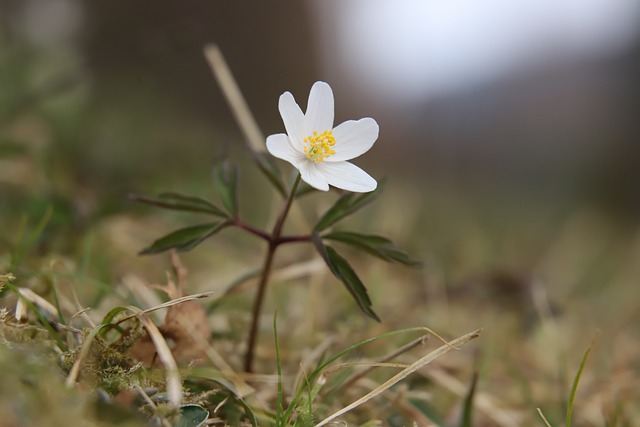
[2,0,639,216]
[2,1,640,422]
[2,0,640,295]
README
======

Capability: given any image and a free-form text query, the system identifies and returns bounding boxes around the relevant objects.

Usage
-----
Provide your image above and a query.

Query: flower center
[303,130,336,163]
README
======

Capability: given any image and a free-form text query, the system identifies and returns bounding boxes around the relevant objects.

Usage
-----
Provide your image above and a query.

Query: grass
[2,179,639,426]
[2,42,640,426]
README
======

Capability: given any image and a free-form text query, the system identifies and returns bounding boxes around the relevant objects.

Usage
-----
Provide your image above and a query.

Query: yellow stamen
[303,130,336,163]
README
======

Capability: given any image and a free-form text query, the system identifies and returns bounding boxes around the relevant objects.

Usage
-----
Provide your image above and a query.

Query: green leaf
[214,159,239,216]
[314,180,385,232]
[323,231,421,267]
[407,398,446,427]
[173,404,209,427]
[186,368,258,427]
[140,221,230,255]
[274,313,284,427]
[311,232,332,269]
[129,192,228,218]
[566,336,597,427]
[459,373,478,427]
[312,234,380,322]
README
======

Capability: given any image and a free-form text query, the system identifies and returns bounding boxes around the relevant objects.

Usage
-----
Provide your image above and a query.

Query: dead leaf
[128,251,211,367]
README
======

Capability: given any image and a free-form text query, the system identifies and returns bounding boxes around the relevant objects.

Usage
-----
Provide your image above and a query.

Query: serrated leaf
[314,193,354,232]
[214,159,239,216]
[314,181,385,232]
[173,404,209,427]
[129,192,228,217]
[312,234,379,322]
[323,231,421,266]
[140,221,230,255]
[252,150,287,197]
[326,246,380,322]
[311,231,332,268]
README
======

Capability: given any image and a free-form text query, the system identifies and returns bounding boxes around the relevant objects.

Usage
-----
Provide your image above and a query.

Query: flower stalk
[136,81,386,372]
[244,174,302,372]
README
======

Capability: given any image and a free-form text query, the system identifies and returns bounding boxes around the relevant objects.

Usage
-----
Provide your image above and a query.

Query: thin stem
[234,219,311,245]
[244,174,302,372]
[234,219,271,241]
[277,234,312,245]
[244,247,276,372]
[271,174,302,239]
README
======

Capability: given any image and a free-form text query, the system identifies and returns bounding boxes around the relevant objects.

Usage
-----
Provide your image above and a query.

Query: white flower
[266,81,378,192]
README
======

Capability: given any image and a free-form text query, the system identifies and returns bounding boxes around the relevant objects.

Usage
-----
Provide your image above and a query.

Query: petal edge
[317,161,377,193]
[305,81,334,135]
[278,92,305,151]
[328,118,379,162]
[266,133,306,167]
[299,161,330,191]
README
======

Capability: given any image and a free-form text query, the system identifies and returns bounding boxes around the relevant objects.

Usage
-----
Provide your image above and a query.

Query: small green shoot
[10,205,53,267]
[566,334,598,427]
[274,312,284,427]
[459,372,479,427]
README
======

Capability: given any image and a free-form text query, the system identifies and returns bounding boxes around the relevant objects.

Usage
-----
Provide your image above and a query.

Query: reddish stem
[244,174,302,372]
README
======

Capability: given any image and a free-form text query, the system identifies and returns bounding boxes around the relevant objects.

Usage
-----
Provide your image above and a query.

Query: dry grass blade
[203,44,265,153]
[114,291,215,325]
[138,314,182,406]
[65,323,111,387]
[537,408,554,427]
[14,286,59,321]
[178,311,255,397]
[333,333,430,394]
[324,362,410,374]
[66,309,183,407]
[314,328,482,427]
[135,384,157,409]
[424,367,523,426]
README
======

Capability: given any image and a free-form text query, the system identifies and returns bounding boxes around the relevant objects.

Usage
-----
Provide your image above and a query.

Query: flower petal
[305,81,334,135]
[327,118,379,162]
[316,161,377,193]
[266,133,306,167]
[278,91,305,151]
[299,161,330,191]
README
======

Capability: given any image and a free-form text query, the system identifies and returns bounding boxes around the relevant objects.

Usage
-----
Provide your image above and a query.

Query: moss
[60,326,162,396]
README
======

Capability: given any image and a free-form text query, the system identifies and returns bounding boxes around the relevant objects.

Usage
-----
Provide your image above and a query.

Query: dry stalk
[203,44,265,153]
[314,328,481,427]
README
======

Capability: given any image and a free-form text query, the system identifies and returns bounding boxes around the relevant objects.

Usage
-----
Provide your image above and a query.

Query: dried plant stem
[537,408,553,427]
[203,44,265,153]
[244,174,302,372]
[331,333,430,394]
[138,314,182,406]
[314,328,482,427]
